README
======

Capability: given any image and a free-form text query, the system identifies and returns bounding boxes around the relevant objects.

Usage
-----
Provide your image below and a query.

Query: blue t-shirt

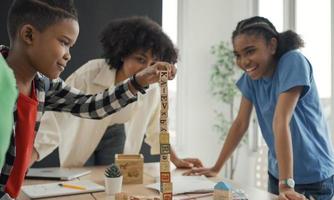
[236,50,334,184]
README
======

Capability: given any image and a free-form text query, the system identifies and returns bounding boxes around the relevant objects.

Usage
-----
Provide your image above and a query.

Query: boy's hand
[278,188,306,200]
[172,158,203,169]
[135,62,176,87]
[182,167,219,177]
[29,148,39,167]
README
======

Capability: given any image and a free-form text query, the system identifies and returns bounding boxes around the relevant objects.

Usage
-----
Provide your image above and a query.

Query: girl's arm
[273,86,305,199]
[183,96,253,177]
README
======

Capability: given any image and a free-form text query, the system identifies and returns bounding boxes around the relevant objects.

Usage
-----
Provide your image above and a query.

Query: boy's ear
[19,25,36,45]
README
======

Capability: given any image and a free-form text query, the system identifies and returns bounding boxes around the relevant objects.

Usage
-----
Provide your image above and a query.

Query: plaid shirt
[0,46,138,199]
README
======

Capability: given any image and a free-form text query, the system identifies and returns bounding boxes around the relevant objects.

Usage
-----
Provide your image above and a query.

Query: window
[259,0,283,31]
[296,0,331,124]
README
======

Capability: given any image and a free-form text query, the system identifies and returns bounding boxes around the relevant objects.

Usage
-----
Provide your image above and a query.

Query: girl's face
[233,33,277,80]
[27,19,79,79]
[121,49,156,77]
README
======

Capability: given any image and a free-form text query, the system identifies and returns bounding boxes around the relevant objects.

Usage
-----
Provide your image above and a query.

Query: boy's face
[233,33,277,80]
[121,49,156,77]
[27,19,79,79]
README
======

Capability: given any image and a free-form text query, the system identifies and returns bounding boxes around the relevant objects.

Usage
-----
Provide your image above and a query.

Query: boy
[0,0,176,199]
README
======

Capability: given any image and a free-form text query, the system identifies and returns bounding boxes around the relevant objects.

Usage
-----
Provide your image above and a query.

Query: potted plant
[104,163,123,195]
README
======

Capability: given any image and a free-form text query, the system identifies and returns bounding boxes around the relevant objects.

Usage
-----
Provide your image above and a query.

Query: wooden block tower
[159,70,172,200]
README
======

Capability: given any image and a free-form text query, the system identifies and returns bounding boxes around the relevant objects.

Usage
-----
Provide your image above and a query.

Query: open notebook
[146,176,248,199]
[22,180,104,199]
[146,175,215,195]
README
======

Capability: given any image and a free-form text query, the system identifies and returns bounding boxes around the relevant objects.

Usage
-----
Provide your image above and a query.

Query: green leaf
[105,163,122,178]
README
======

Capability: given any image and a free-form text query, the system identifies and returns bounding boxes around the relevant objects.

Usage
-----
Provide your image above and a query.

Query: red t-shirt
[5,84,38,198]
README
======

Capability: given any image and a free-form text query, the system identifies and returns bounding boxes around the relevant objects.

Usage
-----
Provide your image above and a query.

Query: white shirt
[34,59,161,167]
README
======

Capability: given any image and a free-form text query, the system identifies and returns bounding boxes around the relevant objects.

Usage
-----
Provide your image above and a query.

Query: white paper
[22,180,104,199]
[146,175,215,195]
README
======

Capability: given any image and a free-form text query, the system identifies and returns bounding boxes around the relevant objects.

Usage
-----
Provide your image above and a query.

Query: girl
[185,16,334,200]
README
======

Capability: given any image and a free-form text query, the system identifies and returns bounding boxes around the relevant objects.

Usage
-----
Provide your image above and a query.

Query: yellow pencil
[58,183,86,190]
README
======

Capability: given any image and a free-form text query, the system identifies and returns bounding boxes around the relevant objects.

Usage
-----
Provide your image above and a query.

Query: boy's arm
[44,78,137,119]
[273,86,305,200]
[44,62,176,119]
[183,96,253,177]
[32,71,89,166]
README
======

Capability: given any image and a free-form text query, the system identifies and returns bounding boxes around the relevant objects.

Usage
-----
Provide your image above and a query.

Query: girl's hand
[135,62,176,87]
[182,167,219,177]
[278,188,306,200]
[172,158,204,169]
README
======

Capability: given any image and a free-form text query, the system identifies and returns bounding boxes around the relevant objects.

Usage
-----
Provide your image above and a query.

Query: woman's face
[233,33,277,80]
[121,49,156,77]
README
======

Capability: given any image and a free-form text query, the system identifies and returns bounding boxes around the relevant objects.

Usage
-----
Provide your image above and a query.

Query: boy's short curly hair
[7,0,78,42]
[100,16,178,69]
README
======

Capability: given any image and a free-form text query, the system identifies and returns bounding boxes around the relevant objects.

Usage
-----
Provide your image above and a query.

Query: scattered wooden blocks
[115,192,128,200]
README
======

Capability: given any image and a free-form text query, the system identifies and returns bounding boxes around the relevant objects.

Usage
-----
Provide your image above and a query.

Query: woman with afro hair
[32,16,203,168]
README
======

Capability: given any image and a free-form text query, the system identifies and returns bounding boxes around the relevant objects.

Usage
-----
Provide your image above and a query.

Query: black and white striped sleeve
[44,78,137,119]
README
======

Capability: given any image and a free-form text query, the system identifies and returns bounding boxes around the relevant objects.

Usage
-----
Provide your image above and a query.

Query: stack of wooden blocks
[159,70,172,200]
[115,154,144,184]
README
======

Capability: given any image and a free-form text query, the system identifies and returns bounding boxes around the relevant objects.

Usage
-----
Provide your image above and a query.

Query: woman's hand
[135,62,176,87]
[172,158,204,169]
[182,166,219,177]
[278,188,306,200]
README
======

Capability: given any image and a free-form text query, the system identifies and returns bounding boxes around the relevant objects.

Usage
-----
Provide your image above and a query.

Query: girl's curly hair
[100,16,178,69]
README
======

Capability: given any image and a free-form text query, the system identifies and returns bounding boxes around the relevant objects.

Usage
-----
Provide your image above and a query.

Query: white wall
[176,0,257,184]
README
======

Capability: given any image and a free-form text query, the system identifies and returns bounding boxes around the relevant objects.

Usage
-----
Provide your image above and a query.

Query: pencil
[58,183,86,190]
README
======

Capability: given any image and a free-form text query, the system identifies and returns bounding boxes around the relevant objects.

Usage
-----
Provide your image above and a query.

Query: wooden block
[115,192,128,200]
[160,102,168,112]
[161,193,172,200]
[160,133,170,144]
[213,190,232,200]
[159,71,168,82]
[160,95,168,102]
[159,77,168,95]
[160,172,171,183]
[160,144,170,154]
[115,154,144,184]
[160,111,168,120]
[160,119,168,132]
[160,160,170,172]
[160,87,168,96]
[160,183,173,193]
[160,154,170,162]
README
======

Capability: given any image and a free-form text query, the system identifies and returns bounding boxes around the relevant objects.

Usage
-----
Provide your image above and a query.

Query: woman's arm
[184,96,253,177]
[273,86,305,200]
